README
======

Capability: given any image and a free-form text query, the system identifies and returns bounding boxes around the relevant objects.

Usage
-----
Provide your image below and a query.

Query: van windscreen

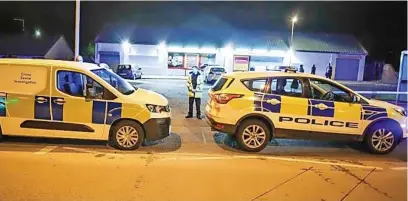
[91,68,136,95]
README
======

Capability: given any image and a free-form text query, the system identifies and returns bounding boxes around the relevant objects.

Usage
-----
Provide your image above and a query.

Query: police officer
[299,64,304,73]
[311,64,316,75]
[186,66,203,119]
[325,63,333,79]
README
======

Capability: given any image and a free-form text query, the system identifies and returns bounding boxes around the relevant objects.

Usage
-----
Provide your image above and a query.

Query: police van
[205,68,407,154]
[0,59,171,150]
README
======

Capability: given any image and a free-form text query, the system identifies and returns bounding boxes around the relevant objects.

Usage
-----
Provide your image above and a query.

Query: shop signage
[234,55,249,71]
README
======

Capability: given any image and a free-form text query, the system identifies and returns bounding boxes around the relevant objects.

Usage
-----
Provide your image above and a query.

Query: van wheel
[236,119,271,152]
[365,124,399,154]
[109,120,144,150]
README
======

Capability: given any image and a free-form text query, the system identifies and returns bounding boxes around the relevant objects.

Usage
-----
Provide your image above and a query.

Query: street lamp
[75,0,80,57]
[288,15,298,67]
[35,29,41,38]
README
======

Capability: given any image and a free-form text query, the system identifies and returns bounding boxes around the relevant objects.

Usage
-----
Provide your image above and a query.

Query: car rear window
[210,67,225,73]
[242,79,268,93]
[212,77,229,92]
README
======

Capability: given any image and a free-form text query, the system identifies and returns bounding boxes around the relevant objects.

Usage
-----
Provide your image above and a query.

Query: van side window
[57,71,115,100]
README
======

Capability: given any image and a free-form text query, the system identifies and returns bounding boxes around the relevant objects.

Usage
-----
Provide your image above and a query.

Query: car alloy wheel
[116,126,139,148]
[241,125,267,149]
[371,128,394,152]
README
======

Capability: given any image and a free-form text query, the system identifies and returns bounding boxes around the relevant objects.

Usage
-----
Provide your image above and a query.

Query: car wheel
[236,119,271,152]
[365,124,399,154]
[109,120,144,150]
[132,74,137,80]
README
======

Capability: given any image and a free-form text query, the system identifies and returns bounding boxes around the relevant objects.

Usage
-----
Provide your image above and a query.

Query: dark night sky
[0,1,406,68]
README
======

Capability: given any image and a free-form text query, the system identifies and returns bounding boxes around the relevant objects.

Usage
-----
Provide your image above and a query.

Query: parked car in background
[203,65,226,84]
[117,64,142,79]
[267,65,298,72]
[98,63,114,72]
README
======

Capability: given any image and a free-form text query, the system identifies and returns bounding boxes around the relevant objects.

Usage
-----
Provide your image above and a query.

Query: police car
[205,68,407,154]
[0,59,171,150]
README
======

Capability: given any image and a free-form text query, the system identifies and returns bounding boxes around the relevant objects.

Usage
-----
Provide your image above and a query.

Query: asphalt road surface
[0,78,407,201]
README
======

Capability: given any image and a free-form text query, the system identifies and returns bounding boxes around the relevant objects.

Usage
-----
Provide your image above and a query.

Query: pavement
[0,78,407,201]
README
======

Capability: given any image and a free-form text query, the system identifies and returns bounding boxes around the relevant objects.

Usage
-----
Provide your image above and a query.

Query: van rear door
[0,63,55,137]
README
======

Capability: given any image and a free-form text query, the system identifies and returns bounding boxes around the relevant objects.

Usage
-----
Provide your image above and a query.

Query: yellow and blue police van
[0,59,171,150]
[205,69,407,154]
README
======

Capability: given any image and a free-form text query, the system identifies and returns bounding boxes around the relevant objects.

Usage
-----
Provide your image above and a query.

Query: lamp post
[75,0,80,57]
[288,15,298,67]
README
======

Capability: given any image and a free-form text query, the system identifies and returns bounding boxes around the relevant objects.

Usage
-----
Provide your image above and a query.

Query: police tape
[355,91,408,94]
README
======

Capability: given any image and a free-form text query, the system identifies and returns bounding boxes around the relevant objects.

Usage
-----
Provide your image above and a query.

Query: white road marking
[201,132,207,144]
[57,147,406,171]
[34,146,58,155]
[62,147,124,157]
[231,155,383,170]
[390,167,408,170]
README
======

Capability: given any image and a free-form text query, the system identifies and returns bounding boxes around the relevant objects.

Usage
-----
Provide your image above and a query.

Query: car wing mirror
[352,94,361,103]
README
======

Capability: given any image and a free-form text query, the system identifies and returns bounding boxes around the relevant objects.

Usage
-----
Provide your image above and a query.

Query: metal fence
[355,91,407,107]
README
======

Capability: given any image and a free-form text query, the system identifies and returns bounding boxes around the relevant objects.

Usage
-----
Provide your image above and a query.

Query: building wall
[294,52,337,77]
[293,52,365,81]
[45,37,74,61]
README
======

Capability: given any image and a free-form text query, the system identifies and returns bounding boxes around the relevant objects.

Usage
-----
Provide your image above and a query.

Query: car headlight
[146,104,170,113]
[393,108,407,117]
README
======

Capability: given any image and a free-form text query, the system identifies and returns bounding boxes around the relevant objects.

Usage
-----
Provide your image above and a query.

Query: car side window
[57,71,108,100]
[243,79,268,93]
[309,78,353,103]
[270,77,304,98]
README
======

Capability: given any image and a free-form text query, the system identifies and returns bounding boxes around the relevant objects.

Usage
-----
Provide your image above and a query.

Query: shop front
[166,47,221,76]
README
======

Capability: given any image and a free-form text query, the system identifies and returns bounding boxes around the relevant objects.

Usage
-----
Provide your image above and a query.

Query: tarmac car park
[205,69,407,154]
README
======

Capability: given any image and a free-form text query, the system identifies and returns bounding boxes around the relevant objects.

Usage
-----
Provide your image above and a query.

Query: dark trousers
[188,97,201,116]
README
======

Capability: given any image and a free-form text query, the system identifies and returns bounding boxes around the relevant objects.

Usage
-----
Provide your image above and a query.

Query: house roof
[0,34,62,56]
[95,16,367,55]
[292,33,368,54]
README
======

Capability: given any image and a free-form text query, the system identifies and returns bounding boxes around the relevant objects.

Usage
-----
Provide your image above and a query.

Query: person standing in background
[325,63,333,79]
[311,64,316,75]
[186,66,203,119]
[299,64,304,73]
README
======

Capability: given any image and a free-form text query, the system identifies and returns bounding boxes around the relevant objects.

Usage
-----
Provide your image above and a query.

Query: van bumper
[143,117,171,141]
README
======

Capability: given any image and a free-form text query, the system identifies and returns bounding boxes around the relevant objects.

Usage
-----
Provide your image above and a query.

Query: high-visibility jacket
[186,72,203,98]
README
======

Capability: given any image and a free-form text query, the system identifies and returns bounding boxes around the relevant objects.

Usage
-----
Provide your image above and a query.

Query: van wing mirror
[85,84,96,101]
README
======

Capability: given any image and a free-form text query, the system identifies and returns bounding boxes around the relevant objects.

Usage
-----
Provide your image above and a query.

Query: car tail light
[212,93,243,104]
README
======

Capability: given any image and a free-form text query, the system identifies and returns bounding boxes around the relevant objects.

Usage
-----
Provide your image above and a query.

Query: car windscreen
[210,67,225,73]
[91,68,137,95]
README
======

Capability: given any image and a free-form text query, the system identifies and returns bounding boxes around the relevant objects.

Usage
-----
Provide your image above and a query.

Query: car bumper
[205,114,235,135]
[143,117,171,141]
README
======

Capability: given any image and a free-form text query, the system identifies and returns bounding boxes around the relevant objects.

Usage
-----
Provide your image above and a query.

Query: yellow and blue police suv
[0,59,171,150]
[205,69,407,154]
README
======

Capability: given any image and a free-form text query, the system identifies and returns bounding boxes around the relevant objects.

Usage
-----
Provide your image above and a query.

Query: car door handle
[53,98,66,105]
[266,99,281,105]
[35,97,48,104]
[315,103,328,110]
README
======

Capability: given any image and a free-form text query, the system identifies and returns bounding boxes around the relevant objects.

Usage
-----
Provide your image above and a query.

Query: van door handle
[267,99,281,105]
[315,103,328,110]
[53,98,66,105]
